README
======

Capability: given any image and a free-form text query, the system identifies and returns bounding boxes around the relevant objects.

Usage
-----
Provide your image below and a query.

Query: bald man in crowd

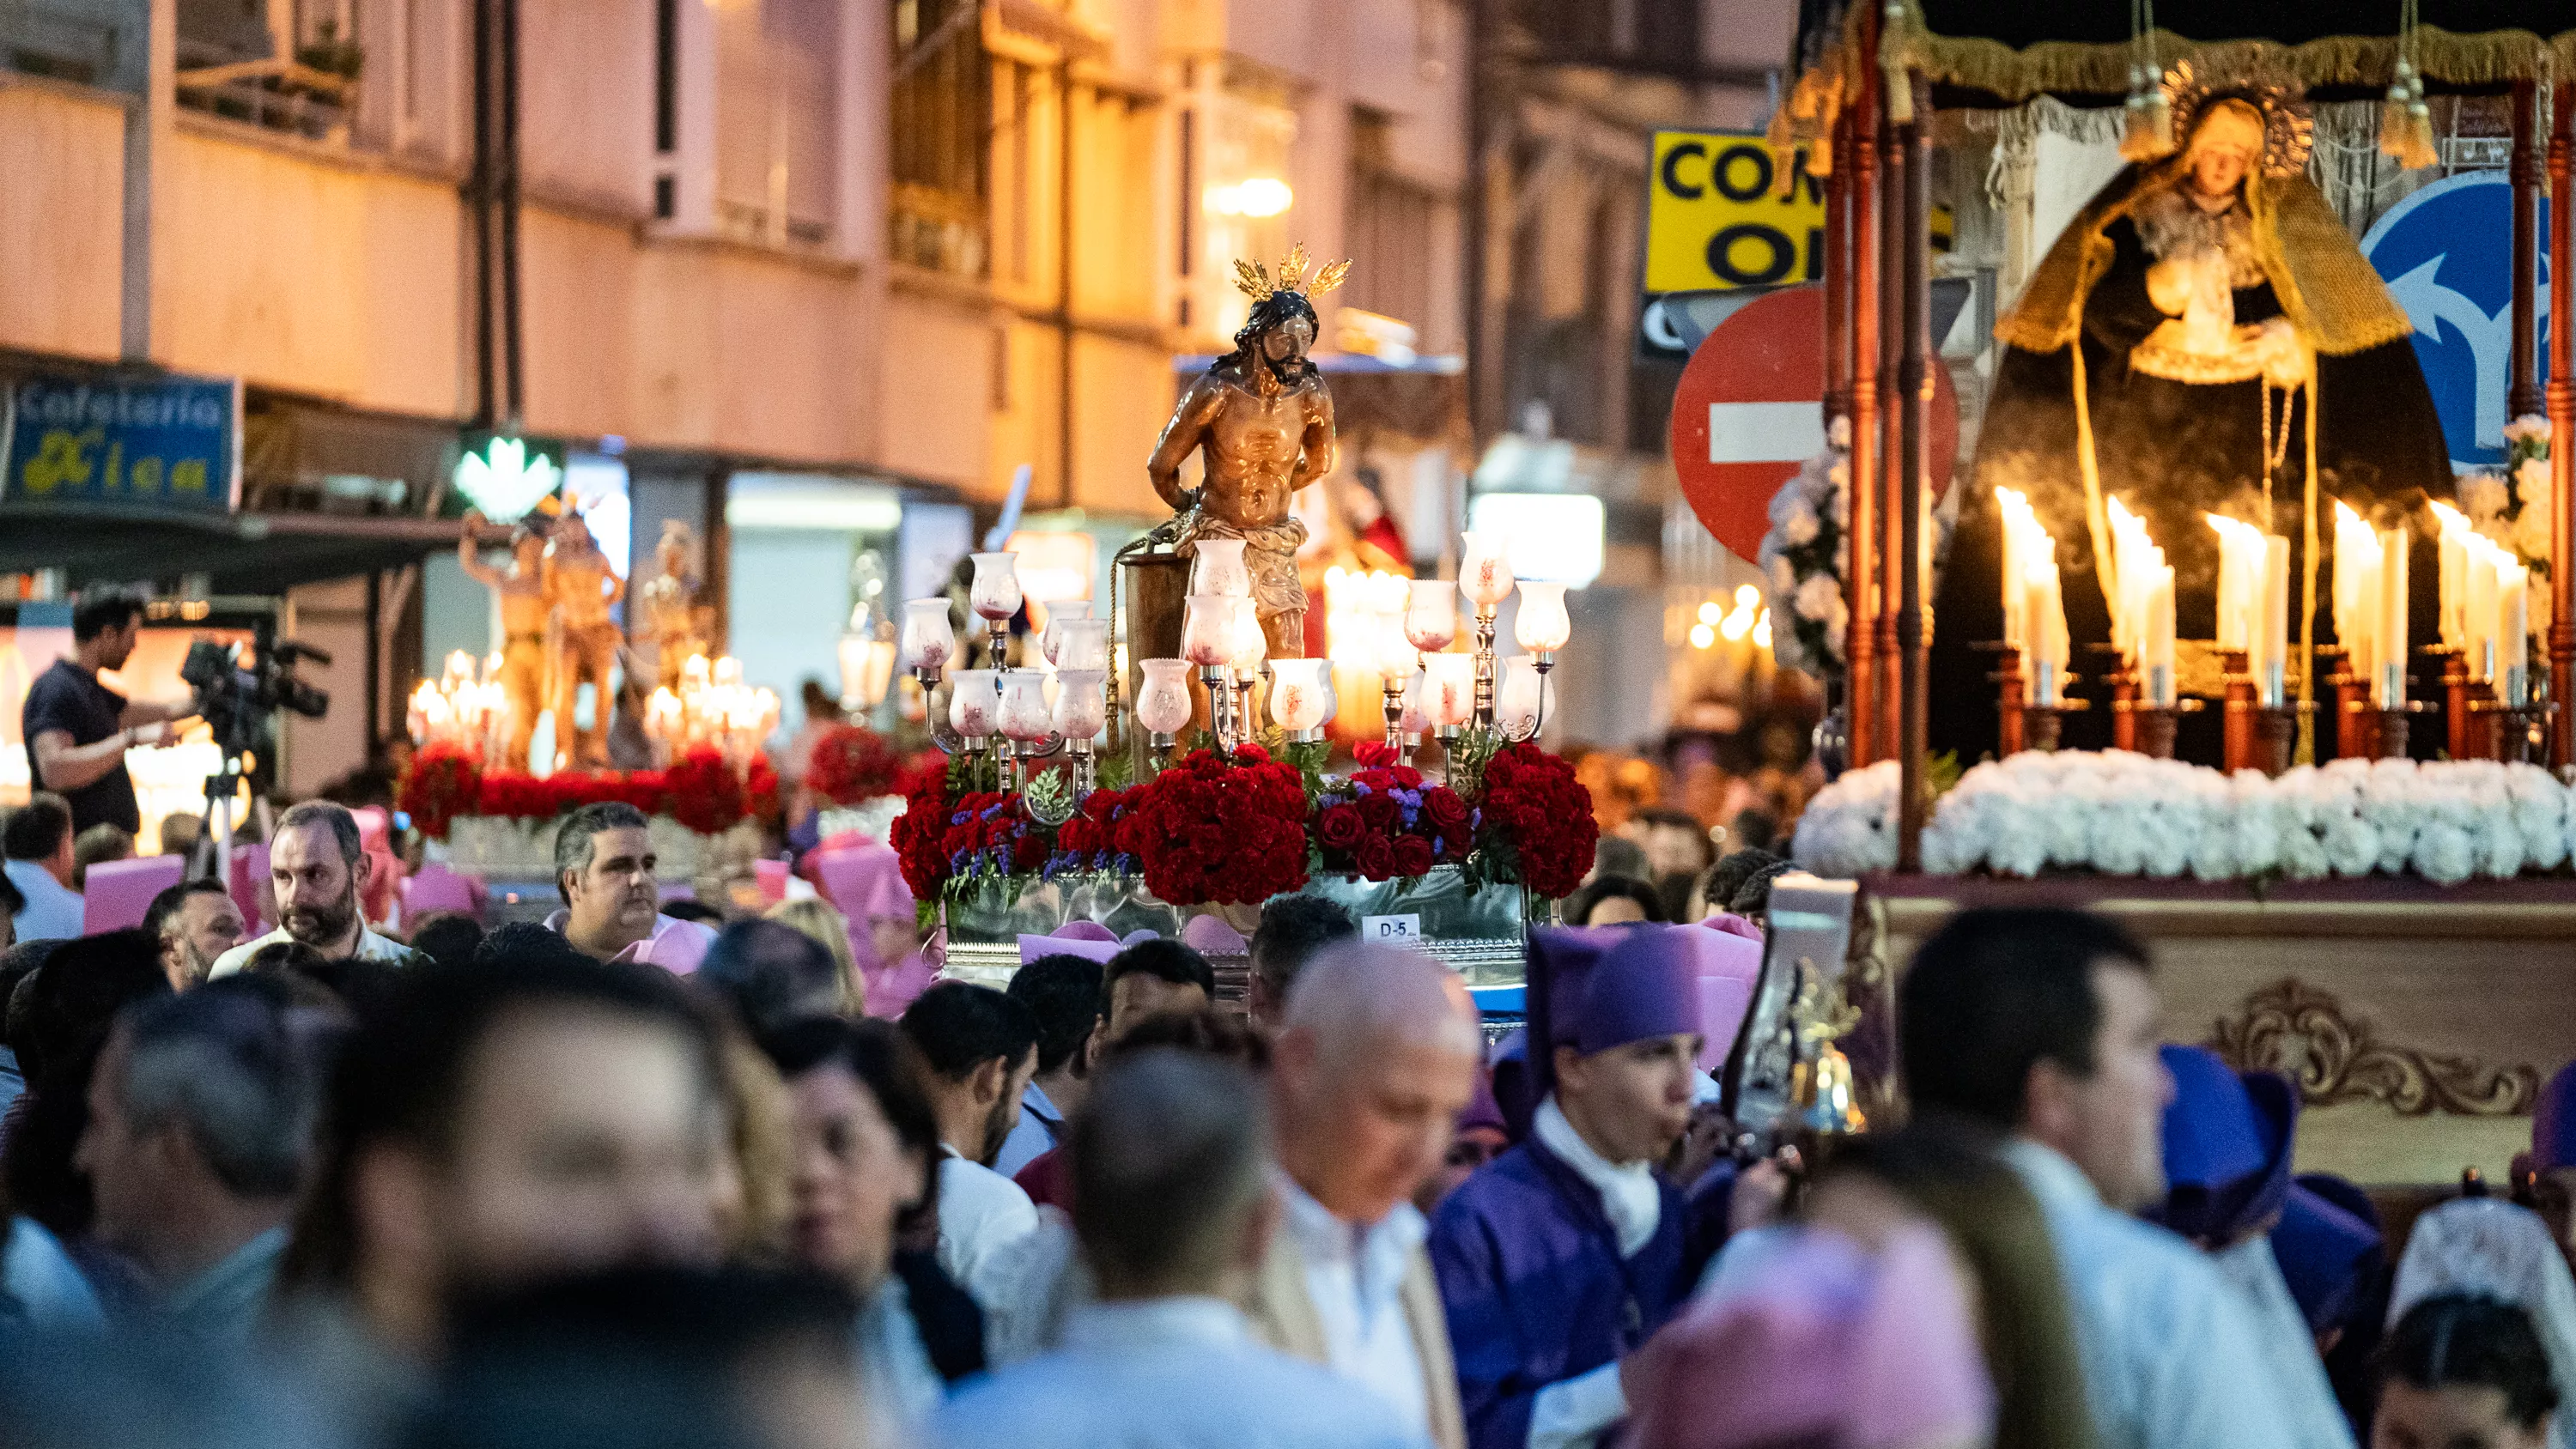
[1246,942,1482,1449]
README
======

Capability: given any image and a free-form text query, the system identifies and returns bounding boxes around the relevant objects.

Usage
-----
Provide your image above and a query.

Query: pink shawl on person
[1629,1223,1993,1449]
[810,841,934,1017]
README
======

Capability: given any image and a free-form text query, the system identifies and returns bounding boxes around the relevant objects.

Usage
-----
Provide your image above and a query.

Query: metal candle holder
[1470,603,1499,727]
[1501,652,1555,743]
[1382,670,1411,752]
[2111,696,2202,760]
[1200,664,1236,753]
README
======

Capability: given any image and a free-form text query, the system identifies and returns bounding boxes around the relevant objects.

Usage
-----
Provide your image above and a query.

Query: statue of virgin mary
[1929,67,2451,764]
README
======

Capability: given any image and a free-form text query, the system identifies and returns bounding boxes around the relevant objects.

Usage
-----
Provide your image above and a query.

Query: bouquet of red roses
[805,724,906,806]
[396,743,484,840]
[661,748,755,835]
[1118,746,1310,905]
[1050,785,1141,876]
[1311,755,1476,882]
[1473,741,1598,899]
[887,759,957,900]
[938,789,1049,884]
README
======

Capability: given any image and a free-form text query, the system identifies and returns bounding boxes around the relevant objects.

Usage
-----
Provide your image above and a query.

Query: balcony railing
[174,55,353,139]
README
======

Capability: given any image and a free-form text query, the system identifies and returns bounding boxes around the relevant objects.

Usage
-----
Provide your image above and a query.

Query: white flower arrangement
[1791,750,2576,884]
[2459,414,2556,635]
[1758,446,1850,681]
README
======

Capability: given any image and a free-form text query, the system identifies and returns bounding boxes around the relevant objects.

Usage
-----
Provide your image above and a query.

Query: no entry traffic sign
[1668,285,1958,562]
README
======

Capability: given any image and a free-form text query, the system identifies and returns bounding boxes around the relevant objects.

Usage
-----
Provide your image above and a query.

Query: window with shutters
[890,0,989,276]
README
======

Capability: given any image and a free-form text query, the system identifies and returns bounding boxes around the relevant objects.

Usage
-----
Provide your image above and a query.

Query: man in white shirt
[540,803,715,974]
[933,1048,1428,1449]
[1899,906,2298,1449]
[3,794,83,942]
[1246,942,1480,1449]
[899,980,1042,1316]
[210,802,428,976]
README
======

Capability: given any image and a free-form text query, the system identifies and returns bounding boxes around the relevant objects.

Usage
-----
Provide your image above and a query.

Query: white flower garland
[1793,753,2576,886]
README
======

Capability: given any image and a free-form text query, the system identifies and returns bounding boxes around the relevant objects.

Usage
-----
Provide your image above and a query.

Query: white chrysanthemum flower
[2517,457,2552,507]
[2504,763,2570,870]
[1768,555,1796,595]
[2459,471,2511,523]
[1795,572,1841,622]
[2504,413,2552,445]
[1782,499,1820,546]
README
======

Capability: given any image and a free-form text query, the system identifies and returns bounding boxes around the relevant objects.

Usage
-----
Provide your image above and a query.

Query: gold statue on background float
[544,510,626,769]
[458,509,551,771]
[635,519,709,692]
[1147,244,1347,658]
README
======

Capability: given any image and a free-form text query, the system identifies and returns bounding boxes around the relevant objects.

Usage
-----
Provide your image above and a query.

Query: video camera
[180,636,331,760]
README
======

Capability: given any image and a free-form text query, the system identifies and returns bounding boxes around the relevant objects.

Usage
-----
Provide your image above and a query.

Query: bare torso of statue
[1148,284,1339,659]
[458,514,553,770]
[543,518,626,767]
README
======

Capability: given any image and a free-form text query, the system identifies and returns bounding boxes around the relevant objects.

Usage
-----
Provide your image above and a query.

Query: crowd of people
[6,591,2576,1449]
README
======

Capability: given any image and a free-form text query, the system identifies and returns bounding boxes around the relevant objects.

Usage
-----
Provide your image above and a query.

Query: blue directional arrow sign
[2360,172,2552,471]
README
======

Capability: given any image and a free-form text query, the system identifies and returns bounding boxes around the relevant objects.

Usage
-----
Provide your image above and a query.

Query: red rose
[1389,766,1425,790]
[1318,803,1366,852]
[1355,793,1400,832]
[1352,741,1399,769]
[1420,787,1468,831]
[1356,835,1396,880]
[1389,834,1435,876]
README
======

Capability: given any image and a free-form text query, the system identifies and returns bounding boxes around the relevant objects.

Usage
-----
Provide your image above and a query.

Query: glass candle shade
[1182,594,1242,668]
[969,552,1023,621]
[1188,538,1254,598]
[1052,669,1109,739]
[996,670,1054,742]
[1400,670,1433,737]
[1513,582,1571,653]
[1496,655,1550,735]
[1459,531,1516,607]
[1424,653,1476,727]
[1136,659,1194,735]
[1039,599,1092,664]
[948,670,999,737]
[1052,618,1110,672]
[1268,659,1334,732]
[1403,579,1459,652]
[1230,602,1270,677]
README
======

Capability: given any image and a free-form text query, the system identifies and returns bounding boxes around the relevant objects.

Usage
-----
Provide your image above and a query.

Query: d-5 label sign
[1644,132,1824,294]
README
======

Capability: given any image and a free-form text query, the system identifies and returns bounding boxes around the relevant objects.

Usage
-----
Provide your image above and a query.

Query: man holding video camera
[24,586,192,836]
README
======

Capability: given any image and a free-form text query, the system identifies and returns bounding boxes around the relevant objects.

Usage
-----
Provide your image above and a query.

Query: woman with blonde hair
[766,896,861,1016]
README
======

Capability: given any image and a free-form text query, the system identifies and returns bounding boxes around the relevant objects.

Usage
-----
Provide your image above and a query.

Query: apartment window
[1346,109,1437,331]
[891,0,989,276]
[717,0,839,246]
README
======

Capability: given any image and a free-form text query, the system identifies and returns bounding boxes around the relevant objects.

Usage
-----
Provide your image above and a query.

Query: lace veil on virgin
[2389,1197,2576,1446]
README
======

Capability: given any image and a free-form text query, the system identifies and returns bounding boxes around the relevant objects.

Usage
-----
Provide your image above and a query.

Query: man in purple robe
[1429,925,1704,1449]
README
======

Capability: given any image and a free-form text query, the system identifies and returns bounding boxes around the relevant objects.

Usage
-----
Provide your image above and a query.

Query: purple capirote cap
[2534,1063,2576,1172]
[1567,926,1705,1057]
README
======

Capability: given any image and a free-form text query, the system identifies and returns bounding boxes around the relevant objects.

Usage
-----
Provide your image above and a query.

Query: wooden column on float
[1874,77,1905,768]
[1896,72,1932,872]
[1844,88,1882,771]
[2549,86,2575,771]
[2512,83,2544,421]
[1846,23,1883,773]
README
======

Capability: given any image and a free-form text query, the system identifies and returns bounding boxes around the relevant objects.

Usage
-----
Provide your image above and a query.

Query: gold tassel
[2121,91,2175,162]
[2379,88,2439,169]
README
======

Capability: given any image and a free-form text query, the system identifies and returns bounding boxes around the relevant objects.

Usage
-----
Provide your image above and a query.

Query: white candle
[2257,535,2291,707]
[2208,515,2253,652]
[2331,501,2375,683]
[2464,541,2499,682]
[2376,527,2409,709]
[2501,561,2530,706]
[2144,566,2177,706]
[2029,559,2068,706]
[1996,487,2037,651]
[2428,501,2469,649]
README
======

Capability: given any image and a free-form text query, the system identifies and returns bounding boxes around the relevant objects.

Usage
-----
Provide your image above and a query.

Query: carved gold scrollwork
[2208,979,2540,1119]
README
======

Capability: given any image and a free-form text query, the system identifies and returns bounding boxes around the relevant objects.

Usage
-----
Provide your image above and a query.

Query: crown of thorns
[1231,242,1350,303]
